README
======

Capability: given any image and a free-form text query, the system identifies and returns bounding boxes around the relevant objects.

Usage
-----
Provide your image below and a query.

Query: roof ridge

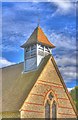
[1,62,23,69]
[37,26,39,43]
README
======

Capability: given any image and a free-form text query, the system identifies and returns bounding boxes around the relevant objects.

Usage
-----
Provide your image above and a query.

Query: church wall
[20,57,77,118]
[2,111,20,118]
[0,113,2,120]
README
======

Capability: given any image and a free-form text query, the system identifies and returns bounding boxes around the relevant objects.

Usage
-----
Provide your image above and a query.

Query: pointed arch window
[45,101,50,119]
[48,93,53,101]
[45,92,57,120]
[52,101,57,119]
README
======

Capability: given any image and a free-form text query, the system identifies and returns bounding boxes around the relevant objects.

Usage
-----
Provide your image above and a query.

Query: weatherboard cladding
[21,26,55,48]
[1,55,77,118]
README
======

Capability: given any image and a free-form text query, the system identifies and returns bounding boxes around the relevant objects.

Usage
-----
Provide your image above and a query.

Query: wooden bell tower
[21,26,55,72]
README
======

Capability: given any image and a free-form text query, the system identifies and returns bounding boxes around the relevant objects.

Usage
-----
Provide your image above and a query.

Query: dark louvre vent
[38,50,44,56]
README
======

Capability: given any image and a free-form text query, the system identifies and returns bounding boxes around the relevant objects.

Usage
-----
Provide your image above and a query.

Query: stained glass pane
[48,93,53,100]
[45,101,50,120]
[52,101,56,120]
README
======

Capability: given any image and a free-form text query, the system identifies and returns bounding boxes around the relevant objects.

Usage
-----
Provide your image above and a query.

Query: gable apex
[20,55,77,118]
[20,55,77,117]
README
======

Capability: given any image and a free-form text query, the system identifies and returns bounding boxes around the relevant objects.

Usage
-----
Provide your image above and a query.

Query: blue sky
[1,1,78,89]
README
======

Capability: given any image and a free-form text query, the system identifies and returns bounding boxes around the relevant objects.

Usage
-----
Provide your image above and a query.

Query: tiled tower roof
[21,26,55,48]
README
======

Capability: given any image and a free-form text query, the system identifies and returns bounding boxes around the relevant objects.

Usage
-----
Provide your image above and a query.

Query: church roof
[1,55,77,116]
[0,55,77,117]
[21,26,55,48]
[1,55,51,112]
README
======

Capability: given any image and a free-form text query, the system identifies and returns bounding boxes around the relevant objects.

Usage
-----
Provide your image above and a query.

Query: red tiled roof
[21,26,55,48]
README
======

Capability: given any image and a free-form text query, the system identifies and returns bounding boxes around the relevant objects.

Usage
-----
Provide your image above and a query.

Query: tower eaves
[21,26,55,48]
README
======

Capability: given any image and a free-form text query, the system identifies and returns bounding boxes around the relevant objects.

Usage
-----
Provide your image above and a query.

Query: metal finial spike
[38,16,40,27]
[37,7,40,27]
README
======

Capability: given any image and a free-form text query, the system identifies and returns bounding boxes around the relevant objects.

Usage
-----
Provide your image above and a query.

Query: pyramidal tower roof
[21,26,55,48]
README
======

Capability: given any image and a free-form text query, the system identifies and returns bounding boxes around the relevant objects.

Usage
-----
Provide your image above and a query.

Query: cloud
[2,2,39,52]
[50,31,76,50]
[50,0,76,17]
[54,55,77,83]
[0,57,16,68]
[60,66,76,82]
[51,0,74,11]
[2,31,25,52]
[67,87,74,92]
[55,55,76,67]
[2,2,76,87]
[2,2,76,52]
[51,30,76,83]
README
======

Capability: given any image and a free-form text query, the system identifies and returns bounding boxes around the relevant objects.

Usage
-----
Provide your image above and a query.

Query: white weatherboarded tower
[21,26,55,72]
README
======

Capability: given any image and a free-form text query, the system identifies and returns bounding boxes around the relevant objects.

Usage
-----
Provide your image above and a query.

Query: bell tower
[21,26,55,72]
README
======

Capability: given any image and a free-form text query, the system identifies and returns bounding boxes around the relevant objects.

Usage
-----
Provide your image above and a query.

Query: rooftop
[21,26,55,48]
[1,55,51,112]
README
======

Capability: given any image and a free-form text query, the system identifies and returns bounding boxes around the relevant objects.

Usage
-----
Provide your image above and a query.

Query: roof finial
[37,7,40,27]
[38,14,40,27]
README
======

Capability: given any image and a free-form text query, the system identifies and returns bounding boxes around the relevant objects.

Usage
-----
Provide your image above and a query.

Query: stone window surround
[44,90,57,119]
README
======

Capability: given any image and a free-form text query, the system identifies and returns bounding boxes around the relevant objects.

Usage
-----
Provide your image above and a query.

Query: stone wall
[20,57,77,118]
[1,111,20,118]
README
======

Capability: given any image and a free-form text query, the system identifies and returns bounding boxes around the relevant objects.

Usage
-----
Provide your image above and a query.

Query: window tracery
[52,101,57,119]
[45,100,50,119]
[48,93,53,101]
[45,92,57,120]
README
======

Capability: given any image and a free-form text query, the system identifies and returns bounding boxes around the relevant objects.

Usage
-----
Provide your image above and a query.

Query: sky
[1,0,78,89]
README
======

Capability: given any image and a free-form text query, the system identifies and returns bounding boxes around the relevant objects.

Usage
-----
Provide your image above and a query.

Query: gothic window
[48,93,53,101]
[45,101,50,119]
[45,92,57,120]
[52,101,57,119]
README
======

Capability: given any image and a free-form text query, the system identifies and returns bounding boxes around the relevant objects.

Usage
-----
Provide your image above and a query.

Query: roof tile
[21,26,55,48]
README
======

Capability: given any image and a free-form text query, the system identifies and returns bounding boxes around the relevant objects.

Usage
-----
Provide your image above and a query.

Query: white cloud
[49,0,76,16]
[67,87,74,92]
[55,56,76,67]
[50,32,76,50]
[51,0,73,11]
[0,57,16,68]
[54,55,77,83]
